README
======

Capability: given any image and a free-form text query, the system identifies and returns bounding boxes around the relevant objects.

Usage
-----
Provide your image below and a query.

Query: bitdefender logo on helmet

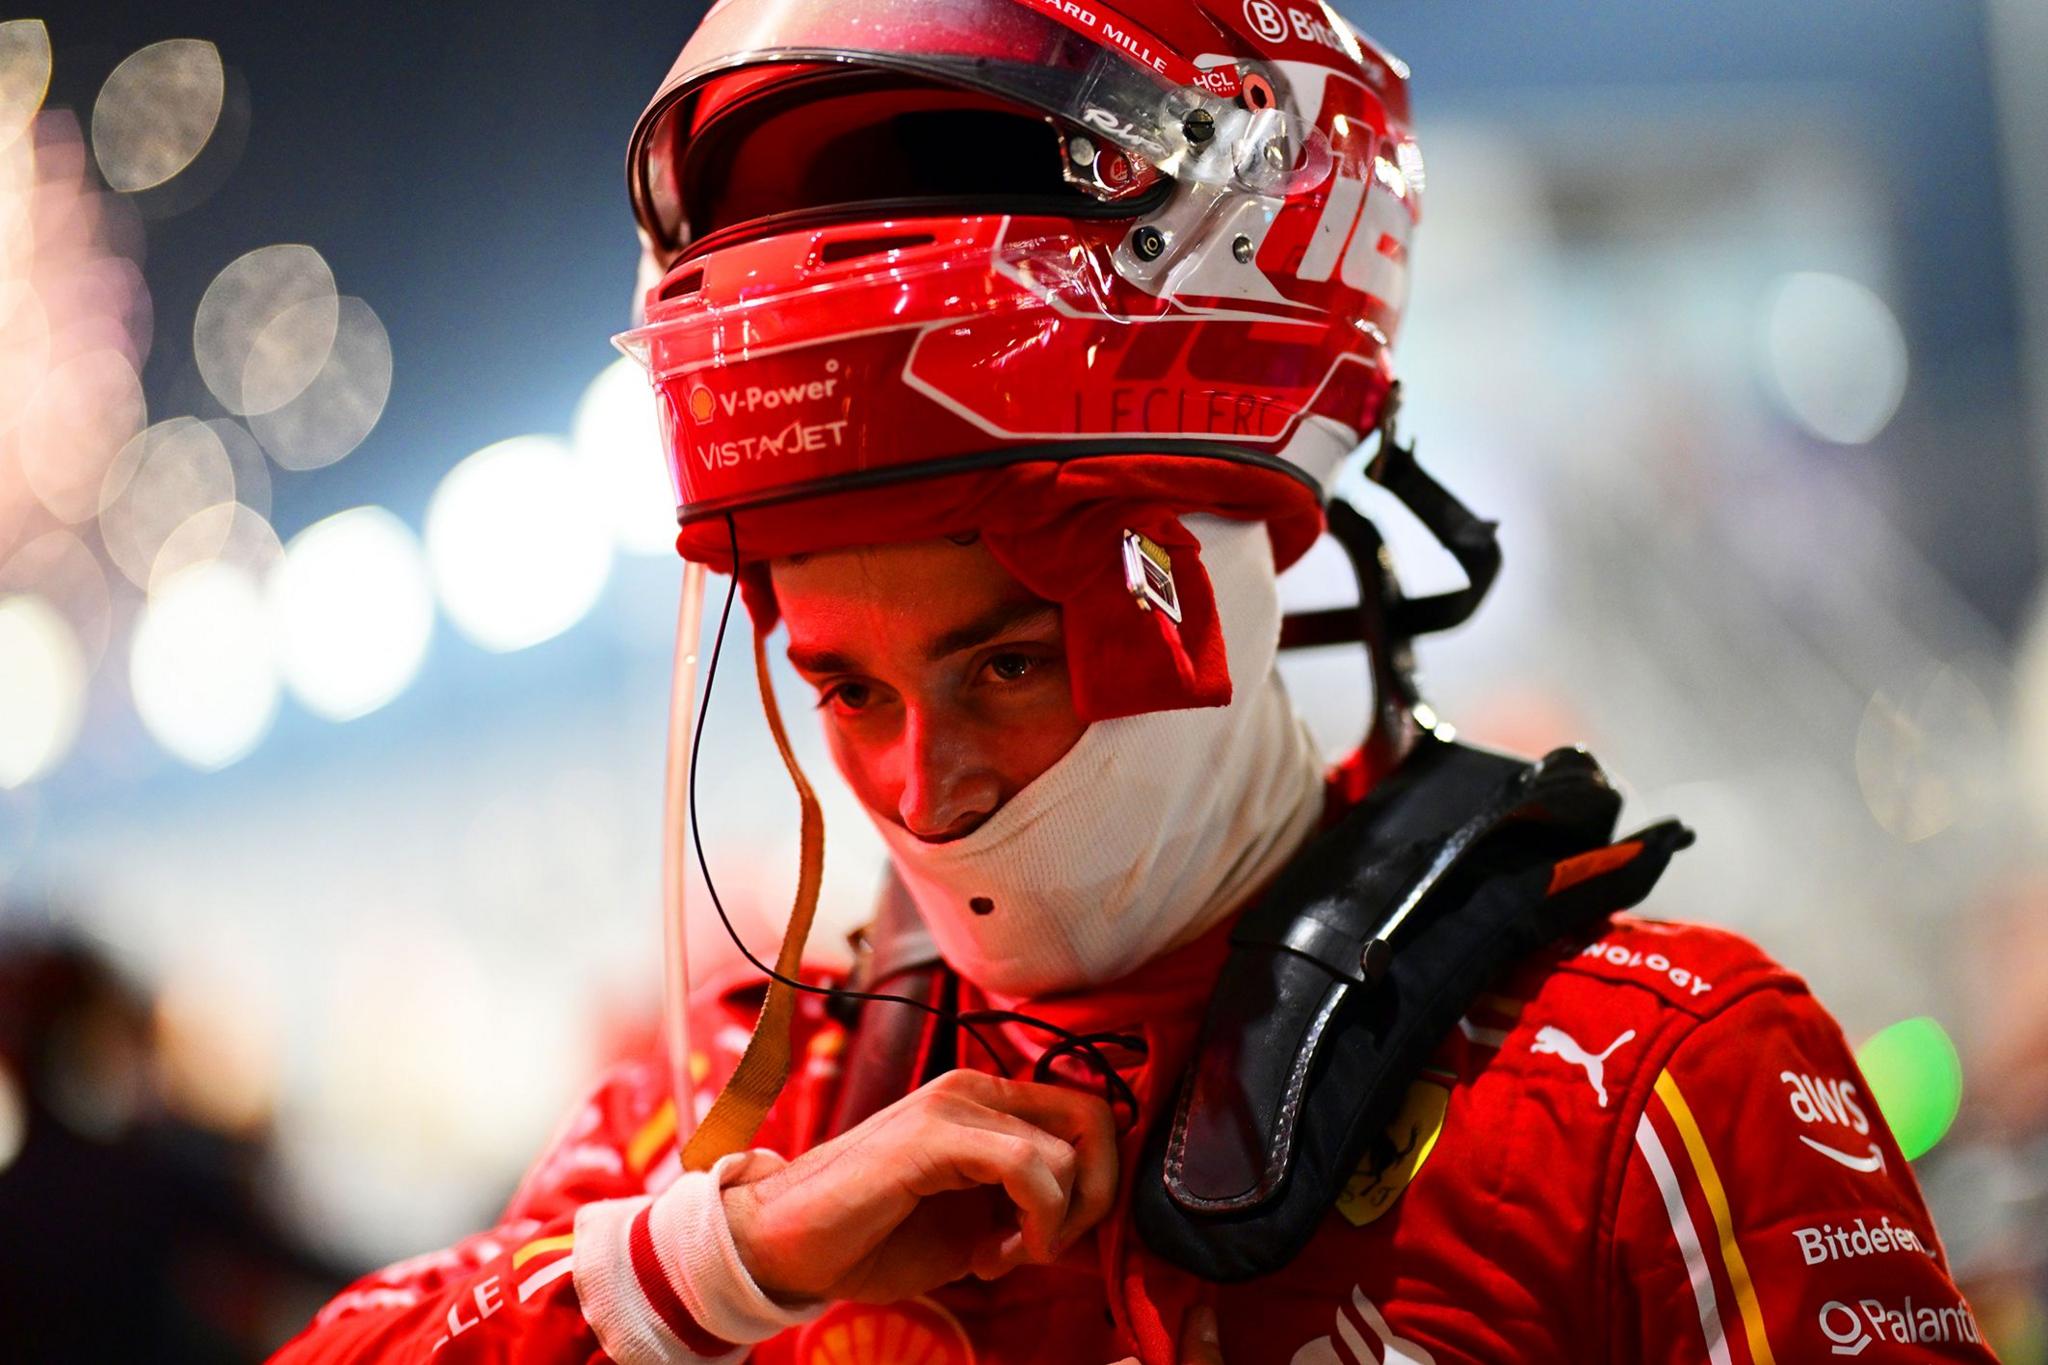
[1243,0,1288,41]
[1243,0,1350,54]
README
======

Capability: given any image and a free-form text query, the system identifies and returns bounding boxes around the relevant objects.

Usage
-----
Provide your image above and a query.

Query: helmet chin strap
[680,617,828,1171]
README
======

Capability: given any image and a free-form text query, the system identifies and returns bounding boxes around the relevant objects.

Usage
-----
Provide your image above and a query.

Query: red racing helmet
[620,0,1424,721]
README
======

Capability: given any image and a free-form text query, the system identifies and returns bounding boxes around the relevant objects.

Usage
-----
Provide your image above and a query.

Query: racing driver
[274,1,1998,1362]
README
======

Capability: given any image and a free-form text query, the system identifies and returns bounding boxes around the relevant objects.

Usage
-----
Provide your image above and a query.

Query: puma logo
[1530,1025,1637,1108]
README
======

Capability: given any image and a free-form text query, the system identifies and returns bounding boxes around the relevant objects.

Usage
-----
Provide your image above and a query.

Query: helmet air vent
[818,231,938,265]
[657,268,704,302]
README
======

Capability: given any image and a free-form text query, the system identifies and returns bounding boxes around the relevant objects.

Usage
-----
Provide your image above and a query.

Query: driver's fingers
[906,1124,1071,1264]
[940,1103,1082,1235]
[938,1074,1121,1246]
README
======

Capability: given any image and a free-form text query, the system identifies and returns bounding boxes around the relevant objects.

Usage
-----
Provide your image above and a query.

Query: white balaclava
[873,513,1327,999]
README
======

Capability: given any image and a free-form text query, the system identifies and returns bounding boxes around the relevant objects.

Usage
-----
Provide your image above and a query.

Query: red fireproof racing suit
[273,916,1996,1363]
[274,769,1997,1365]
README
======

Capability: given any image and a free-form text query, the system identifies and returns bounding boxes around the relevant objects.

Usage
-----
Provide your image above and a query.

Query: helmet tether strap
[681,623,827,1170]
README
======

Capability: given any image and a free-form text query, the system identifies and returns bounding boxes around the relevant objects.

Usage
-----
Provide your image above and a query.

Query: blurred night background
[3,0,2046,1357]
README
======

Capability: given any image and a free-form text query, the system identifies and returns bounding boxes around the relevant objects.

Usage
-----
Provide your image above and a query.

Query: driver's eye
[822,681,872,711]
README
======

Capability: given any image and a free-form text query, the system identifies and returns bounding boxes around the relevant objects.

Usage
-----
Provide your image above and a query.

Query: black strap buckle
[1278,384,1503,751]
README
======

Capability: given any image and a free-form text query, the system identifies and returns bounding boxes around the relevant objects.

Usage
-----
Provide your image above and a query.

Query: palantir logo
[1819,1296,1984,1355]
[1244,0,1288,42]
[1819,1301,1873,1356]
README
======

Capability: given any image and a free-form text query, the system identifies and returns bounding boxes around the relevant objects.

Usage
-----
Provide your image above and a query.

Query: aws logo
[1782,1070,1886,1174]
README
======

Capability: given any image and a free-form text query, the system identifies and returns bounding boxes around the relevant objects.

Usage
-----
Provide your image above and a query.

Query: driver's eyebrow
[926,599,1058,662]
[785,599,1058,677]
[785,643,857,676]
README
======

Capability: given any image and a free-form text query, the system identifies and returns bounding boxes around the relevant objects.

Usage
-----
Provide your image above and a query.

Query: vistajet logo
[697,417,850,468]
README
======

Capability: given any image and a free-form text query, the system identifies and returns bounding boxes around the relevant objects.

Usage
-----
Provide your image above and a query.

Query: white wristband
[652,1148,827,1346]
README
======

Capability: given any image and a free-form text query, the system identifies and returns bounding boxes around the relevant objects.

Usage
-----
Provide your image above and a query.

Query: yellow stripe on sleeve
[1654,1071,1778,1365]
[510,1233,574,1270]
[626,1098,678,1176]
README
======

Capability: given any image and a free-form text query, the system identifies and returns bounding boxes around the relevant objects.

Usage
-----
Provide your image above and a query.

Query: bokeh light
[572,356,679,554]
[0,592,86,787]
[0,111,154,364]
[149,499,282,596]
[1857,1016,1963,1162]
[0,143,27,283]
[129,562,278,770]
[46,249,153,359]
[207,415,271,518]
[425,435,613,651]
[0,20,51,153]
[1763,271,1910,444]
[2,105,156,583]
[89,39,225,193]
[270,506,433,721]
[97,416,237,588]
[18,347,147,523]
[0,275,49,434]
[248,296,391,470]
[0,527,111,670]
[0,455,28,568]
[193,243,337,416]
[240,294,341,418]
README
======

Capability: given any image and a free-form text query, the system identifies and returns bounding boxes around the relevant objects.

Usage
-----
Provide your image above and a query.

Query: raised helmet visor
[628,0,1328,261]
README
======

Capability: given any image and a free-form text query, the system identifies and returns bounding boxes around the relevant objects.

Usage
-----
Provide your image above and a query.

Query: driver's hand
[722,1069,1118,1304]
